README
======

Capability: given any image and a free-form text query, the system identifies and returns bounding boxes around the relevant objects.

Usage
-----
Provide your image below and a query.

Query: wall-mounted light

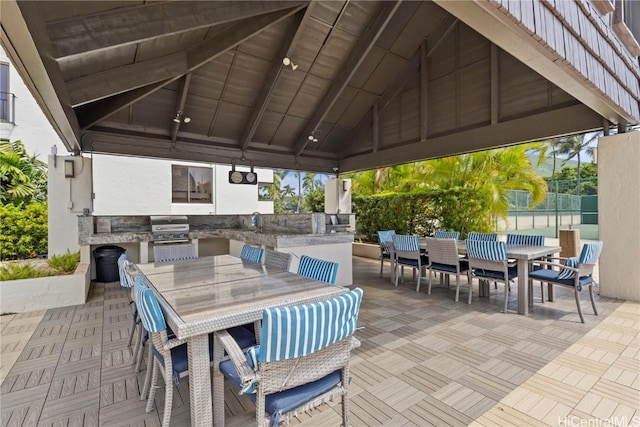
[64,159,75,178]
[282,57,298,71]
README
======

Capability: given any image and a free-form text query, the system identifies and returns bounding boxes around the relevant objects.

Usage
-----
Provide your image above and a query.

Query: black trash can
[93,245,125,282]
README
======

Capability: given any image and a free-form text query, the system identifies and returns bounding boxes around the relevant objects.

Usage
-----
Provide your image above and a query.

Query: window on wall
[1,63,9,122]
[613,0,640,56]
[171,165,213,203]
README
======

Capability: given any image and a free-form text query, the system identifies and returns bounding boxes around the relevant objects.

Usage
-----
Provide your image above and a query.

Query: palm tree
[0,140,47,206]
[554,134,598,196]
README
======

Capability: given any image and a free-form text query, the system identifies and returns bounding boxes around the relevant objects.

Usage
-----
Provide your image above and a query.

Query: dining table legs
[187,334,213,427]
[517,260,529,315]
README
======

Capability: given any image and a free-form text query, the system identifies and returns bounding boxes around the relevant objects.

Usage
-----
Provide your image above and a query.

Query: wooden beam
[338,103,602,172]
[420,41,428,141]
[240,8,307,152]
[48,1,306,59]
[293,0,403,157]
[68,7,303,108]
[75,7,303,129]
[170,74,192,146]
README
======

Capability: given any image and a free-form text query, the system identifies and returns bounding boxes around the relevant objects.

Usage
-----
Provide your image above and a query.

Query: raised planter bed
[0,262,91,314]
[352,242,380,259]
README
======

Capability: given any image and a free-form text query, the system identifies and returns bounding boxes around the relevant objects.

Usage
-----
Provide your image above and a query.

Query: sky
[279,171,332,192]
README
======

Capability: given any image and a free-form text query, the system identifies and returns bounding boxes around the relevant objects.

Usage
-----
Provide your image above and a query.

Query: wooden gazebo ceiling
[1,1,607,172]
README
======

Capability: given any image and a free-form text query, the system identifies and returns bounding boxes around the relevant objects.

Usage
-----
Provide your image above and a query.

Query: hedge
[0,202,48,260]
[352,188,493,242]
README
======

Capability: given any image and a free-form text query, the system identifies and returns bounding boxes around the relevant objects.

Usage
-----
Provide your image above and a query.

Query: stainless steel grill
[150,216,189,243]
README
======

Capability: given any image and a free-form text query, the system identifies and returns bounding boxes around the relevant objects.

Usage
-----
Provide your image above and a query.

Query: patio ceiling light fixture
[282,57,298,71]
[172,111,191,124]
[307,132,318,143]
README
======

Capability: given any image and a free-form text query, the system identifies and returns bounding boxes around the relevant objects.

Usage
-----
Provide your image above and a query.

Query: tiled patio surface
[1,256,638,426]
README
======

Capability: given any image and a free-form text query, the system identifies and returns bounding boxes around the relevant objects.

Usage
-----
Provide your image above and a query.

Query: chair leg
[467,273,473,304]
[379,257,384,276]
[135,332,146,372]
[454,273,460,302]
[161,369,173,427]
[128,309,138,347]
[415,267,422,292]
[503,282,509,313]
[341,367,350,427]
[141,345,153,400]
[146,359,160,413]
[132,322,143,365]
[427,268,433,295]
[574,289,585,323]
[540,281,545,303]
[589,283,598,316]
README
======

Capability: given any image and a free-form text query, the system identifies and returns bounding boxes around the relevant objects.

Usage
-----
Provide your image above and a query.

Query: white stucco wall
[598,132,640,302]
[0,47,65,157]
[92,155,273,215]
[48,155,93,256]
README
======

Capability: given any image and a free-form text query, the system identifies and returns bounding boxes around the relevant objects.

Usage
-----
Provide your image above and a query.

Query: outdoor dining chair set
[376,230,603,321]
[116,246,350,426]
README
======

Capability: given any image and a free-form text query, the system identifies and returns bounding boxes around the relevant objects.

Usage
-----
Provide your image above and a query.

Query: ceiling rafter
[48,1,306,59]
[293,0,403,157]
[345,14,459,154]
[75,6,304,129]
[67,7,304,108]
[170,73,192,146]
[240,8,308,152]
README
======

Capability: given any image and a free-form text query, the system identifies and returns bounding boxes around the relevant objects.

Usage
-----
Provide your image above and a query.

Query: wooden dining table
[418,239,561,315]
[136,254,348,427]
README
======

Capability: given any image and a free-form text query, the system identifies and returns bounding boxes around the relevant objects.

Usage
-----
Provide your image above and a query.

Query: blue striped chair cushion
[136,285,166,333]
[377,230,396,256]
[579,241,603,265]
[392,234,420,251]
[557,257,579,280]
[467,232,498,241]
[297,255,339,284]
[434,231,460,240]
[117,254,134,288]
[240,245,264,263]
[246,287,363,366]
[506,234,545,246]
[466,240,507,261]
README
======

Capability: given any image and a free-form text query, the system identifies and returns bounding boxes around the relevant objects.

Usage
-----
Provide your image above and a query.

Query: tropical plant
[0,140,48,206]
[47,250,80,273]
[553,133,598,196]
[0,263,55,281]
[0,202,48,260]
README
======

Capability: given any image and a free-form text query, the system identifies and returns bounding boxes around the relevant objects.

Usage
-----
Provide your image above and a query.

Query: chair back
[467,232,498,241]
[434,230,460,240]
[425,237,459,267]
[264,250,292,271]
[297,255,339,284]
[117,253,134,288]
[392,234,421,261]
[466,240,508,272]
[240,245,264,263]
[506,234,545,245]
[153,243,197,263]
[253,287,363,364]
[559,241,604,280]
[135,283,166,334]
[579,241,603,265]
[376,230,396,255]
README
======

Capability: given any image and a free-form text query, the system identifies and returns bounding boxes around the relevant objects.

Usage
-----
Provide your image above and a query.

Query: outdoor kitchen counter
[189,228,353,248]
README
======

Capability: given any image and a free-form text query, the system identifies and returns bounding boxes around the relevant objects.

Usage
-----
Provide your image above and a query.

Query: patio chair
[264,250,292,271]
[297,255,339,284]
[466,232,498,241]
[135,280,255,427]
[117,253,138,349]
[240,244,265,263]
[217,287,363,427]
[153,243,197,263]
[376,230,396,277]
[433,230,460,240]
[424,237,470,302]
[466,240,516,311]
[392,234,429,291]
[528,241,603,323]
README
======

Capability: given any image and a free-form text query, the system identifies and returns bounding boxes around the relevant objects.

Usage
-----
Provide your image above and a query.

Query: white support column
[598,132,640,301]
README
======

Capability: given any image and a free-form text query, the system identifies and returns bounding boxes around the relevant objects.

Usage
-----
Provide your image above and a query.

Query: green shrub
[352,187,493,242]
[47,250,80,273]
[0,263,54,281]
[0,202,48,260]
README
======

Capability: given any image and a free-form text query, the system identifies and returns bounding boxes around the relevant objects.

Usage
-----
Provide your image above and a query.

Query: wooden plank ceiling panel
[135,28,210,62]
[183,95,218,136]
[211,102,251,140]
[313,124,351,153]
[324,86,359,124]
[459,25,490,67]
[266,72,306,114]
[253,111,284,144]
[336,1,382,36]
[459,60,492,129]
[379,96,400,145]
[338,91,378,128]
[190,52,234,101]
[349,46,386,89]
[551,85,575,106]
[499,54,550,120]
[362,53,408,95]
[428,73,457,135]
[428,30,457,80]
[223,53,272,107]
[238,20,289,61]
[289,74,332,119]
[271,115,307,148]
[311,1,348,28]
[398,88,421,142]
[309,29,357,81]
[131,90,177,129]
[374,1,423,52]
[38,1,140,23]
[288,18,333,74]
[390,2,448,59]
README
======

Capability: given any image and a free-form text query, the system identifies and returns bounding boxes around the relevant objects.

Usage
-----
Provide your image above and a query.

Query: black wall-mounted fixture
[64,159,75,178]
